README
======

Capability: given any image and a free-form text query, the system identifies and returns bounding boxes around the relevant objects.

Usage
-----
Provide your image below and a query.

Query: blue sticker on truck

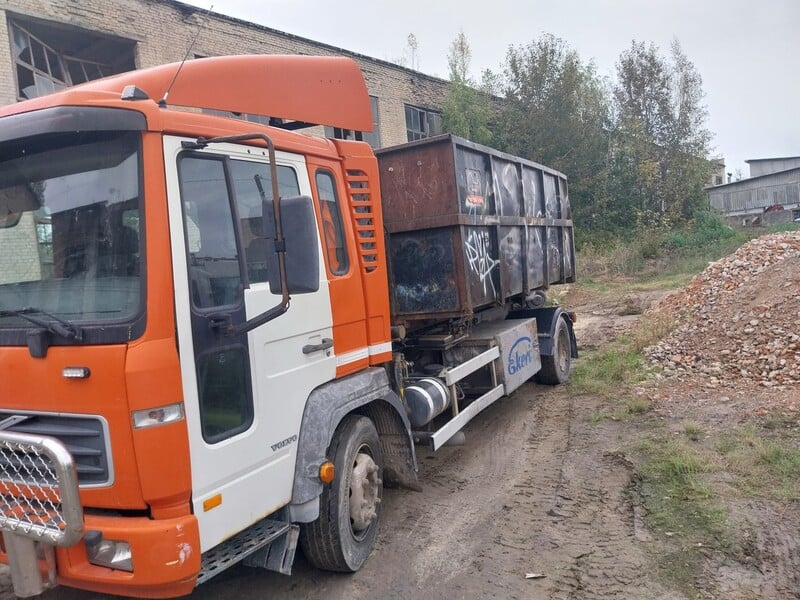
[507,336,534,375]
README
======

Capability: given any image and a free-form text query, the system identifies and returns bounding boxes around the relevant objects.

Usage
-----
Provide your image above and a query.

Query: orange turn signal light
[203,494,222,512]
[319,461,335,484]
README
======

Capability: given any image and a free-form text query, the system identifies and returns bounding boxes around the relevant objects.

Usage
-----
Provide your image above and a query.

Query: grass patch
[569,306,678,399]
[683,422,703,442]
[588,396,653,423]
[715,427,800,500]
[632,437,732,596]
[569,346,645,396]
[631,415,800,595]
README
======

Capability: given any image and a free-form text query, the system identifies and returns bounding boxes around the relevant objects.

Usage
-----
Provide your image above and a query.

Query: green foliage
[452,33,716,236]
[441,32,495,146]
[608,40,713,228]
[576,211,753,278]
[494,34,612,230]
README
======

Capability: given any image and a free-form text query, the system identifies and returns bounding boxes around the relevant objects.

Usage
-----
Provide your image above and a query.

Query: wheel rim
[556,327,570,374]
[348,447,382,538]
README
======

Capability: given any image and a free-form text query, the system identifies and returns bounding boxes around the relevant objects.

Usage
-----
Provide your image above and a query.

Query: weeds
[632,436,732,595]
[577,213,799,279]
[716,427,800,500]
[569,347,645,396]
[683,422,703,441]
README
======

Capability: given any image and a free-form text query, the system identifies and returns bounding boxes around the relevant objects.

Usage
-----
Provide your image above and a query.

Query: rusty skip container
[375,134,575,329]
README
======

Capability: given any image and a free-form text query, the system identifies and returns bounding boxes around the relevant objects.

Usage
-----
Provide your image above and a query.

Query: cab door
[163,137,335,551]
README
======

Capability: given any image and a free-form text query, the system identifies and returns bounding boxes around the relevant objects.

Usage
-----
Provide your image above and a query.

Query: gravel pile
[645,231,800,391]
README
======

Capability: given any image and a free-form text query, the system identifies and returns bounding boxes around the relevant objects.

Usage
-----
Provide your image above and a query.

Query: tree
[441,32,495,146]
[495,34,612,229]
[611,40,712,224]
[407,33,419,71]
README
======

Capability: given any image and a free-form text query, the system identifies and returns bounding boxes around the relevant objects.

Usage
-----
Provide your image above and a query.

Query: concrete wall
[0,0,450,148]
[708,159,726,187]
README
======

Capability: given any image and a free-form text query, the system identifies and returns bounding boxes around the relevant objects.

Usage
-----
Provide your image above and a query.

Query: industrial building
[0,0,450,148]
[707,156,800,225]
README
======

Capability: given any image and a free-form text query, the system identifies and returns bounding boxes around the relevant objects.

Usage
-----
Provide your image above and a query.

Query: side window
[229,160,300,283]
[315,170,349,275]
[178,156,243,309]
[178,155,251,443]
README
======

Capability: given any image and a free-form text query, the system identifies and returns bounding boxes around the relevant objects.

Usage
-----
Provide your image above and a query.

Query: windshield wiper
[0,308,83,341]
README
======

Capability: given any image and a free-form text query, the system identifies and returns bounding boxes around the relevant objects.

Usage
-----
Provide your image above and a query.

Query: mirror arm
[225,303,288,336]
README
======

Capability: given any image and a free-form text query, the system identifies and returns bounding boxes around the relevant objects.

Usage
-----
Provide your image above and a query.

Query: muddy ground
[4,277,798,600]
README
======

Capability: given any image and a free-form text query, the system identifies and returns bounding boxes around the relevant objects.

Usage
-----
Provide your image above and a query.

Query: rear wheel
[300,415,383,572]
[535,317,572,385]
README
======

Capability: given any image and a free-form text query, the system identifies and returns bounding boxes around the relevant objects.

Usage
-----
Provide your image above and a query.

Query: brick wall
[1,0,450,147]
[0,213,41,285]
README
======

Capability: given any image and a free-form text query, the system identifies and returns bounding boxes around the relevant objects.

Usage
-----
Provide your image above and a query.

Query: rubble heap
[645,231,800,391]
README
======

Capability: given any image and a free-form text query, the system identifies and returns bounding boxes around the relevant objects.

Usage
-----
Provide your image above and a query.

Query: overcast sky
[181,0,798,178]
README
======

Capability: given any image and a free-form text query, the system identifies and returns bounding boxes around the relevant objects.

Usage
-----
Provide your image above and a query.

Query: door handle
[302,338,334,355]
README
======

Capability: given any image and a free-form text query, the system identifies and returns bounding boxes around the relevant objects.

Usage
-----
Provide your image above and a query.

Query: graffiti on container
[465,229,499,296]
[499,228,523,295]
[465,168,485,210]
[497,162,521,217]
[392,234,457,313]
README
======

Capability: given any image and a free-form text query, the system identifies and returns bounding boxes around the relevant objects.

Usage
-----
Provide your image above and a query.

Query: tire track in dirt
[710,499,800,599]
[480,387,682,600]
[383,389,535,590]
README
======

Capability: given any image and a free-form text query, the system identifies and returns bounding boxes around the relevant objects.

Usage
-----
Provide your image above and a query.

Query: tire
[300,415,383,572]
[535,317,572,385]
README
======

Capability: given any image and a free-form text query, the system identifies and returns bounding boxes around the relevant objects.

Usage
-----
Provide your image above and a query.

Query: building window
[324,96,381,148]
[9,17,136,101]
[405,105,442,141]
[714,175,723,186]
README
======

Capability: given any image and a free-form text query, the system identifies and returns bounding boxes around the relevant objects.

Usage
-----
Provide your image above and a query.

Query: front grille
[0,413,110,486]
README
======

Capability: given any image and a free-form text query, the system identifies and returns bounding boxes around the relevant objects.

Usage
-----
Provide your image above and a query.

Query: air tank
[403,377,451,427]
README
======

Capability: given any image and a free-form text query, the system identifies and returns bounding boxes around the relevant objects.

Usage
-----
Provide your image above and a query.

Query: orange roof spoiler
[76,55,373,131]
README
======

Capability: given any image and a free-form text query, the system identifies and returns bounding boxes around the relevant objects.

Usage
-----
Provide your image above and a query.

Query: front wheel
[300,415,383,572]
[535,317,572,385]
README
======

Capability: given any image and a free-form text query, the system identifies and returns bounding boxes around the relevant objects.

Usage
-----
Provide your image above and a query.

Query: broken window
[405,104,442,142]
[324,96,381,148]
[9,16,136,101]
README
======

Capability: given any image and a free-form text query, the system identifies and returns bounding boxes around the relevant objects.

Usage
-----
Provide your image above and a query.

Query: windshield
[0,130,142,339]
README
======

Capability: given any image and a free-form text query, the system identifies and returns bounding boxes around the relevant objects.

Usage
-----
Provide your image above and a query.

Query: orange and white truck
[0,55,576,597]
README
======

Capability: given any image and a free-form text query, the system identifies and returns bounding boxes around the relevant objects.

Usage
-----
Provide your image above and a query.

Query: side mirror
[263,195,320,294]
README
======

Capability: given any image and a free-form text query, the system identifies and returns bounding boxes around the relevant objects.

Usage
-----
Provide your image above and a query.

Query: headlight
[132,402,184,429]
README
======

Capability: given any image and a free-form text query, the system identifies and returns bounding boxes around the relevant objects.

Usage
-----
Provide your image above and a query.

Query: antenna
[158,4,214,107]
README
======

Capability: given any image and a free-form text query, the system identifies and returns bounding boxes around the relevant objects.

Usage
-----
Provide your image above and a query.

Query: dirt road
[168,383,675,600]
